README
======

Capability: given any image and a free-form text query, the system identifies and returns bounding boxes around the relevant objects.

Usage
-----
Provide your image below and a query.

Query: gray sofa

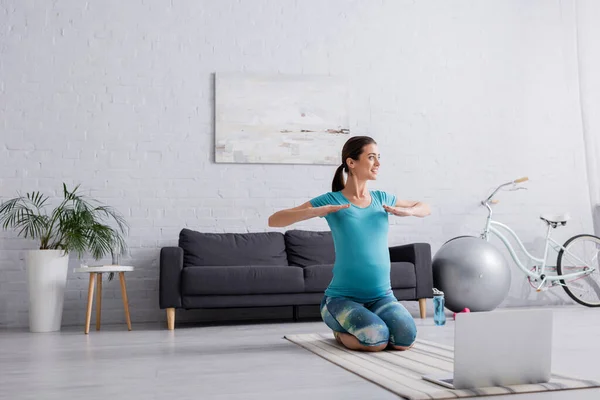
[159,228,433,329]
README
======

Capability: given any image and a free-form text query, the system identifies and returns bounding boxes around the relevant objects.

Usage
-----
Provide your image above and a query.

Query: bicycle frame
[480,186,592,290]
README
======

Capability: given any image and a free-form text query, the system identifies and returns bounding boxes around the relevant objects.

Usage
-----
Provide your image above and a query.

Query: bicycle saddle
[540,213,570,225]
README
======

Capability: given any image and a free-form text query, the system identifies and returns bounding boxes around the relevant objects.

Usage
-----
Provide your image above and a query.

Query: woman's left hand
[383,205,413,217]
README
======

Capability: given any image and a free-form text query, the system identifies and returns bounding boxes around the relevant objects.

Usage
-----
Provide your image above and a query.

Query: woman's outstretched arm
[383,199,431,218]
[268,202,349,227]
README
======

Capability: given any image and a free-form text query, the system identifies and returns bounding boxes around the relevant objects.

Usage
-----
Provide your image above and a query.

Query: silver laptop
[422,309,553,389]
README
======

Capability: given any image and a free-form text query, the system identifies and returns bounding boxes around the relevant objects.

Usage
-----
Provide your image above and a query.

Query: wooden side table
[74,266,134,334]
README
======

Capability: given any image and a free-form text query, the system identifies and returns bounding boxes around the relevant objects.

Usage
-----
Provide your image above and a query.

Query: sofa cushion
[181,266,304,296]
[179,229,288,267]
[391,262,416,289]
[303,264,334,292]
[284,230,335,267]
[303,262,416,293]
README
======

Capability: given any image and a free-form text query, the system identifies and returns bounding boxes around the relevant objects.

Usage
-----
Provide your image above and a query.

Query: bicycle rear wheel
[557,234,600,307]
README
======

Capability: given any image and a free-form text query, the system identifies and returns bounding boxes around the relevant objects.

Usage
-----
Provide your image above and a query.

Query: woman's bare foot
[387,341,415,351]
[335,332,387,352]
[333,331,343,345]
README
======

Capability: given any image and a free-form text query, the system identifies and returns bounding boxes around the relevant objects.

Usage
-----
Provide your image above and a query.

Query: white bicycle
[480,177,600,307]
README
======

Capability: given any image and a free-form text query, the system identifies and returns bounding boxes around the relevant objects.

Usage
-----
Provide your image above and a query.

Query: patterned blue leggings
[320,293,417,347]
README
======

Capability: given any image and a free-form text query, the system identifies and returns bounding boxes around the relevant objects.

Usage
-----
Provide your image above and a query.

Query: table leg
[96,273,102,331]
[85,273,96,334]
[119,272,132,331]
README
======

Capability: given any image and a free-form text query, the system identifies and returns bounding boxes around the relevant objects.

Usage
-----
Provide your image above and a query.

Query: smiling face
[346,143,380,181]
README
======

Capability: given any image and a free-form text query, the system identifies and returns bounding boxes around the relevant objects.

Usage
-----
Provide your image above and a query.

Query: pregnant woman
[268,136,431,351]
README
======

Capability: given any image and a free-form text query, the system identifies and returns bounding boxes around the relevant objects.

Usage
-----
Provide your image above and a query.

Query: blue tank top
[309,190,397,302]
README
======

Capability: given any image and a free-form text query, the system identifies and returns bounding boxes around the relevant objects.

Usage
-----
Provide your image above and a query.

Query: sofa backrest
[284,230,335,267]
[179,228,288,267]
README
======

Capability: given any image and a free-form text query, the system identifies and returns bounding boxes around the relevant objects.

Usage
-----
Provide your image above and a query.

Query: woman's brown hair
[331,136,377,192]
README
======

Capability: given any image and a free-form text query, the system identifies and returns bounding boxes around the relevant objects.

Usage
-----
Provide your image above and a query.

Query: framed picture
[215,73,350,164]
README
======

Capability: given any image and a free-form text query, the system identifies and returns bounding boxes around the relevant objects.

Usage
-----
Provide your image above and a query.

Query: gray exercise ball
[432,236,511,313]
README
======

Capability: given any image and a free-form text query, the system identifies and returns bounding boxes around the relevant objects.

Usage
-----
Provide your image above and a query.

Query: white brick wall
[0,0,595,328]
[577,0,600,235]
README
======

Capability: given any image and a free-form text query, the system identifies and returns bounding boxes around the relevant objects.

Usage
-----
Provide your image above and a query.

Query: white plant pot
[26,250,69,333]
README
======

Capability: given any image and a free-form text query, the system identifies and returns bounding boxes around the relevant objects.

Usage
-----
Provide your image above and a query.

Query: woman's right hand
[312,204,350,217]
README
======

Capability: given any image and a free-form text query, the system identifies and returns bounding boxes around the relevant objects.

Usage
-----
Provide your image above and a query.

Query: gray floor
[1,306,599,400]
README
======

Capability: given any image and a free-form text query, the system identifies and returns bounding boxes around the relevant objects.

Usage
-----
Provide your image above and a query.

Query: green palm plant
[0,183,128,260]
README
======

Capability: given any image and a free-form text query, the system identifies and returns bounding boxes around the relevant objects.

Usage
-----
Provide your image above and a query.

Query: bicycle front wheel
[557,234,600,307]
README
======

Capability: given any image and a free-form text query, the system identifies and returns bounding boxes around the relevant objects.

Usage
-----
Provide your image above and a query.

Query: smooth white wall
[0,0,594,328]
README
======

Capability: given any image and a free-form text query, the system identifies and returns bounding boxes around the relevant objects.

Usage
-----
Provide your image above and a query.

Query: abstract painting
[215,73,350,164]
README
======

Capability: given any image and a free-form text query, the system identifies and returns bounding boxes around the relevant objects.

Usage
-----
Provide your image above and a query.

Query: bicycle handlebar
[483,176,529,205]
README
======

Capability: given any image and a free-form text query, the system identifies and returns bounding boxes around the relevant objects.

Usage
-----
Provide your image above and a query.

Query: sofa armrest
[160,247,184,309]
[389,243,433,299]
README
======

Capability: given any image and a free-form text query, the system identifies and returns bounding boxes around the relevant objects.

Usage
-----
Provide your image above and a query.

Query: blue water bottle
[433,288,446,326]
